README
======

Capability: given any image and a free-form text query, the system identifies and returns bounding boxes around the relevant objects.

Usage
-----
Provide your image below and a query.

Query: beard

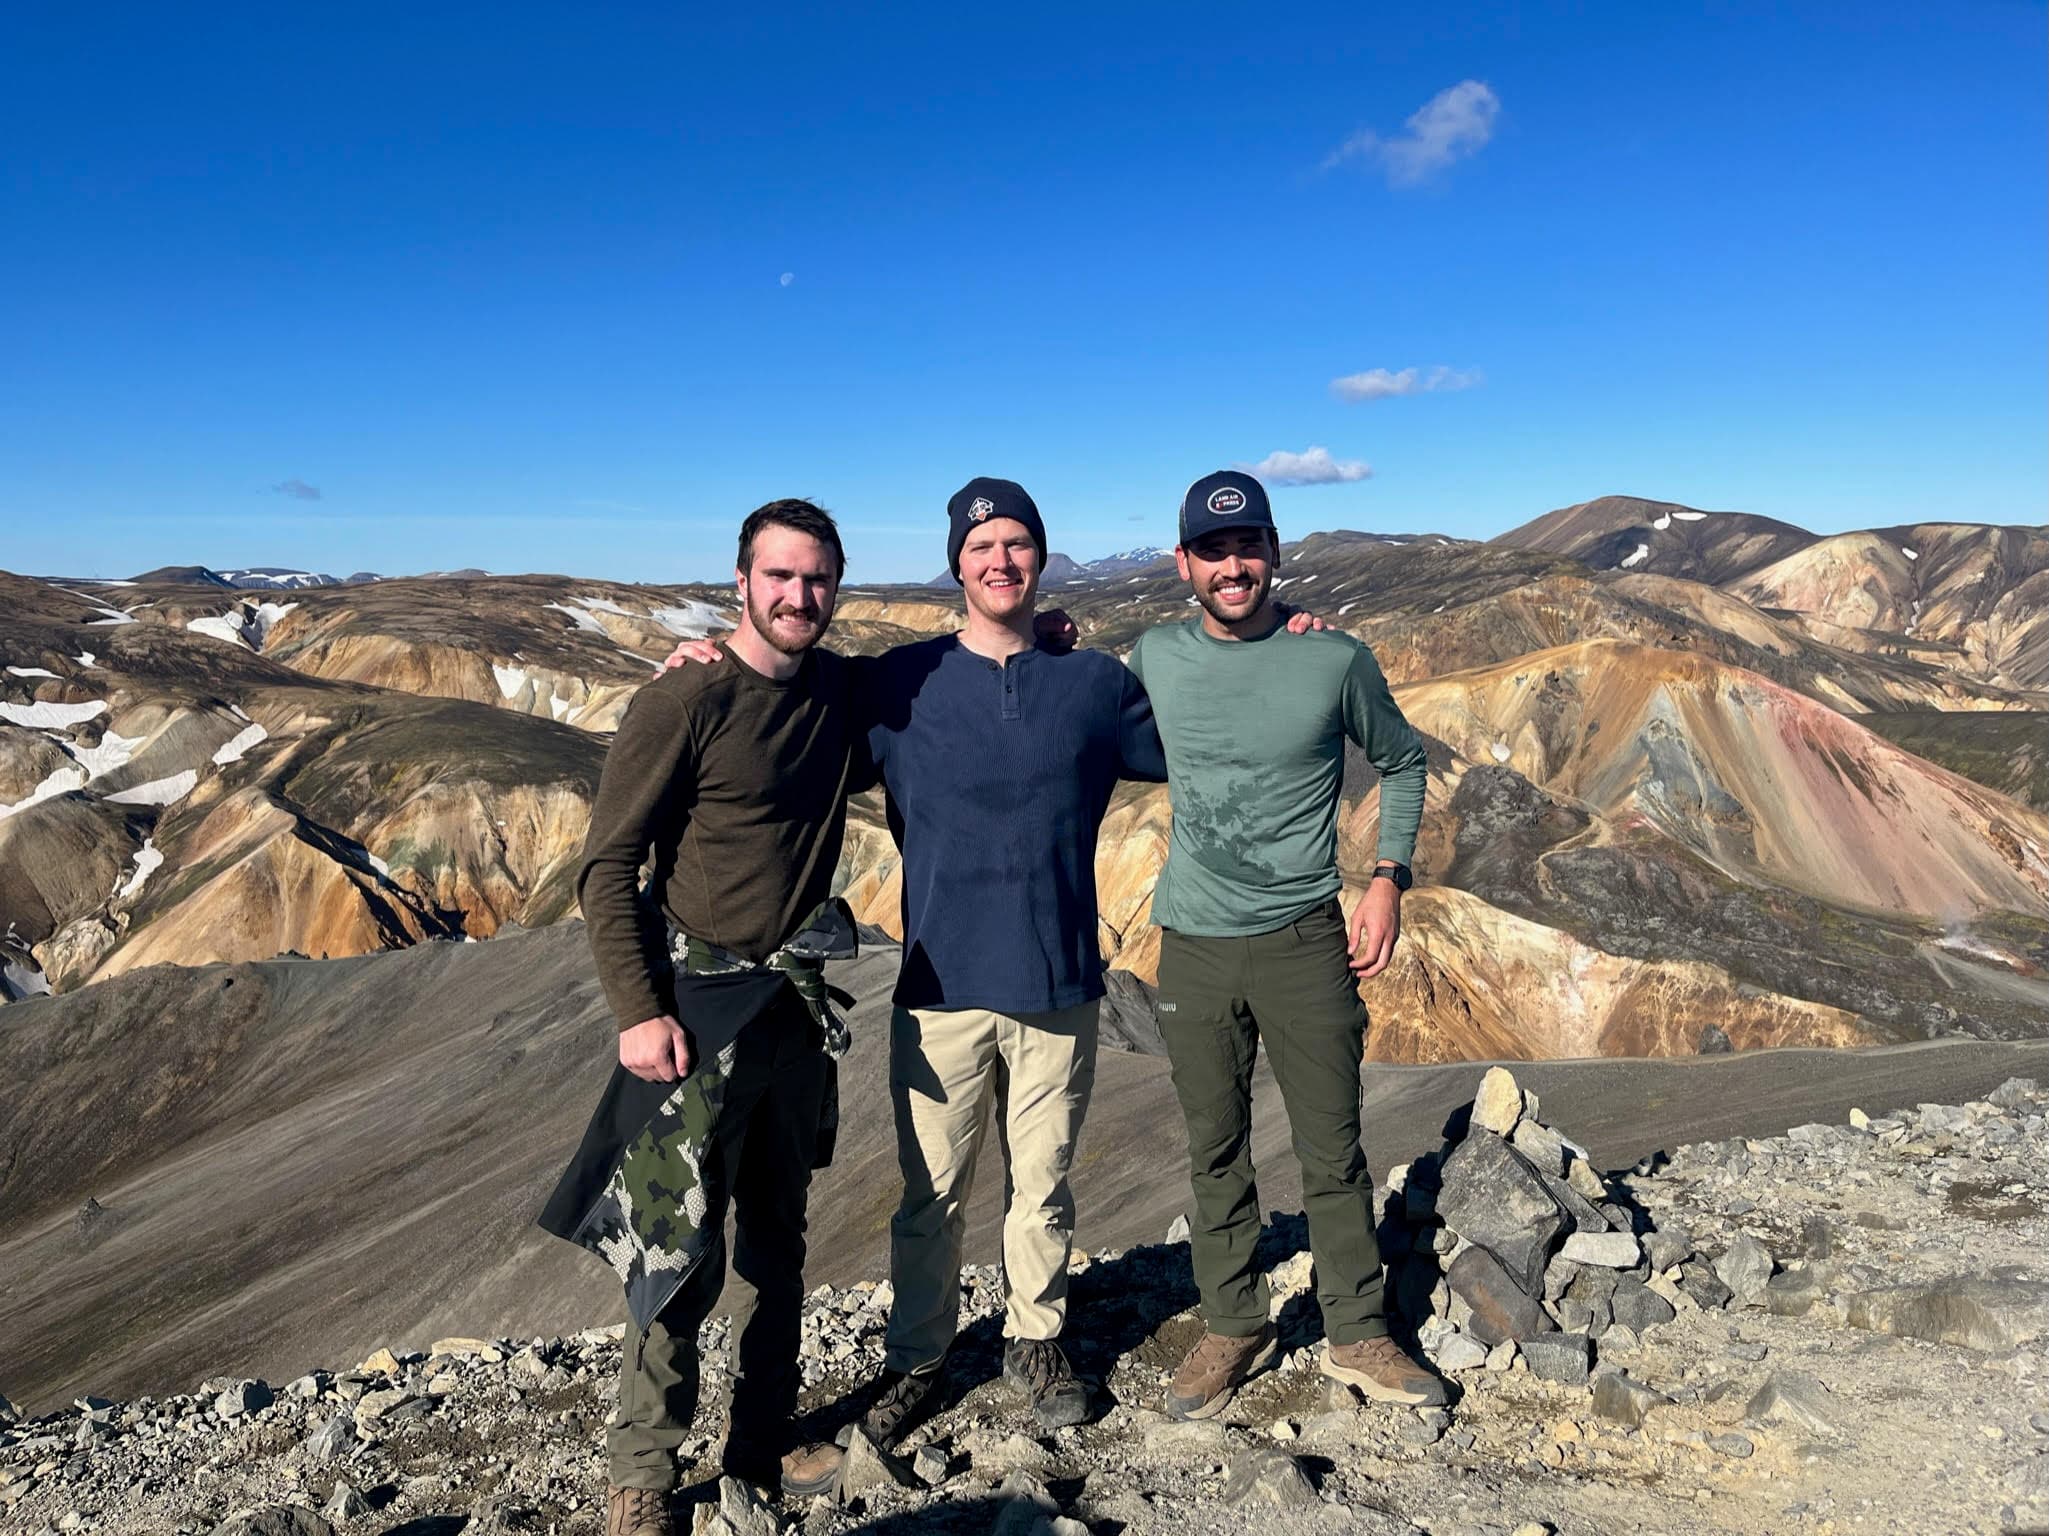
[747,589,829,655]
[1190,565,1273,627]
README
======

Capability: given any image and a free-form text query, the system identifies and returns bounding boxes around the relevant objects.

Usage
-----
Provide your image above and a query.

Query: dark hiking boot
[1164,1324,1278,1420]
[858,1361,945,1448]
[1002,1337,1090,1429]
[1321,1335,1449,1406]
[778,1441,844,1498]
[605,1485,673,1536]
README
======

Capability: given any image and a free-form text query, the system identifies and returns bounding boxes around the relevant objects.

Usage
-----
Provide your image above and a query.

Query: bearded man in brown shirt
[544,499,859,1534]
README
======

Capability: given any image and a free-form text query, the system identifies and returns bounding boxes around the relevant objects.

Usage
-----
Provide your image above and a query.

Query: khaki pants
[884,999,1100,1373]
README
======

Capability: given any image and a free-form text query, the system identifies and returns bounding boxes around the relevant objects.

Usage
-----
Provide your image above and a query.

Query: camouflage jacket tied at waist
[574,898,857,1335]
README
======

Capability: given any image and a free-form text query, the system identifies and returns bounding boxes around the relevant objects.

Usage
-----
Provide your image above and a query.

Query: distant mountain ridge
[1488,494,1814,586]
[926,546,1172,587]
[125,565,385,590]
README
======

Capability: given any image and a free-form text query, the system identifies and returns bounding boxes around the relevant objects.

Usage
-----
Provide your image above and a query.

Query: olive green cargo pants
[1155,898,1388,1344]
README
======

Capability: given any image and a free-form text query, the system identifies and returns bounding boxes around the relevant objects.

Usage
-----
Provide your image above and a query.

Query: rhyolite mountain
[1491,495,2049,690]
[4,496,2047,1062]
[1488,494,1816,586]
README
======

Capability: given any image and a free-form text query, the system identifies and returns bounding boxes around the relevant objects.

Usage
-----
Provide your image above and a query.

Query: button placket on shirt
[999,655,1021,722]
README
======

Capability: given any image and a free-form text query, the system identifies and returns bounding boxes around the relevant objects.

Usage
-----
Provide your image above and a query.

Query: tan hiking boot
[1164,1324,1278,1420]
[779,1440,844,1498]
[605,1484,673,1536]
[1321,1335,1449,1406]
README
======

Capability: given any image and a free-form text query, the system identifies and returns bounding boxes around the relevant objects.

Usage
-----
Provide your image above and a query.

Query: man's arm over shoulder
[859,633,954,773]
[826,650,884,795]
[1339,641,1427,866]
[1111,646,1168,784]
[578,676,699,1031]
[1125,628,1150,686]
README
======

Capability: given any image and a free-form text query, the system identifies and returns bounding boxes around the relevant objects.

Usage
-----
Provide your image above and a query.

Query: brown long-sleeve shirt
[576,648,858,1033]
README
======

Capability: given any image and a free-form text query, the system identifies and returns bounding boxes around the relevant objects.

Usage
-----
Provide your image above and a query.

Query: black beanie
[946,477,1047,583]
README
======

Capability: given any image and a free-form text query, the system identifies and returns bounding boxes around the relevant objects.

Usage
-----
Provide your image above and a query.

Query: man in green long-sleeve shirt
[1127,468,1445,1421]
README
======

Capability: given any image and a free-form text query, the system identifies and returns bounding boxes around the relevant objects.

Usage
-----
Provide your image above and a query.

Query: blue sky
[3,2,2043,583]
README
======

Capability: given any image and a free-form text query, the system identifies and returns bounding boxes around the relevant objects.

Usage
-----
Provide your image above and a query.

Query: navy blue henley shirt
[863,636,1167,1014]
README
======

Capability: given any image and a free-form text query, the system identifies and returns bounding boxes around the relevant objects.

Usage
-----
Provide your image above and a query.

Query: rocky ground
[5,1076,2047,1536]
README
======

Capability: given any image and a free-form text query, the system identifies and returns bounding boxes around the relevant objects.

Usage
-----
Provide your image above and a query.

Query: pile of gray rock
[1380,1068,2049,1435]
[1382,1066,1721,1390]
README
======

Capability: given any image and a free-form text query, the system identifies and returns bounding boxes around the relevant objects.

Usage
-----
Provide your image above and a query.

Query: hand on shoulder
[653,637,726,678]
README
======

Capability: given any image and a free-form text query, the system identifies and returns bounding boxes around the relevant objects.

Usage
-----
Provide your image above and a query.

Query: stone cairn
[1380,1066,1736,1406]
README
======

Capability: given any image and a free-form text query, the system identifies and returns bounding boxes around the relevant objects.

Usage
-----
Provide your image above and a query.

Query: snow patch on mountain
[651,602,735,638]
[0,764,88,820]
[248,602,297,643]
[72,731,144,780]
[211,723,269,766]
[0,698,107,729]
[186,616,254,649]
[104,770,199,808]
[117,838,164,900]
[544,603,607,634]
[0,955,51,999]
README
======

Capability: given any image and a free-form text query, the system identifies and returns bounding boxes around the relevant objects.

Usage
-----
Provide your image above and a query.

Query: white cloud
[1240,447,1373,487]
[1325,80,1500,186]
[271,478,323,501]
[1330,365,1483,402]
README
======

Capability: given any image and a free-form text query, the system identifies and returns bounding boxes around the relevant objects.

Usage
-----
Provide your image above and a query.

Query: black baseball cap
[1179,469,1276,546]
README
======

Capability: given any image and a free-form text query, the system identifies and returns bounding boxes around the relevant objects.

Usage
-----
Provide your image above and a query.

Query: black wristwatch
[1371,862,1413,891]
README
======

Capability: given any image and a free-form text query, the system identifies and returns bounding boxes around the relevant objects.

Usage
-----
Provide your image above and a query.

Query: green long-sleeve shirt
[1127,618,1427,937]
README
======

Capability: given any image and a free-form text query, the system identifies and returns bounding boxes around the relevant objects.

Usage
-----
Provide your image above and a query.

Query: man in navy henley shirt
[860,477,1165,1439]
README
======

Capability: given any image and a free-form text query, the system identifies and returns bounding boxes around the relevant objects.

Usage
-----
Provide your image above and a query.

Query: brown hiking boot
[858,1360,946,1448]
[1321,1335,1449,1406]
[1164,1324,1278,1420]
[779,1440,844,1498]
[604,1485,673,1536]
